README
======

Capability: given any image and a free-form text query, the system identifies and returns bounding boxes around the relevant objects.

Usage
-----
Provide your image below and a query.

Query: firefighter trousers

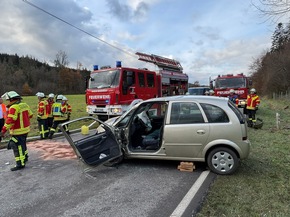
[7,135,28,167]
[48,119,68,138]
[38,119,49,139]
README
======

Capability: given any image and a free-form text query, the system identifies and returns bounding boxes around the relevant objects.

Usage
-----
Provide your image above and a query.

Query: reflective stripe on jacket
[246,94,260,110]
[2,101,33,135]
[37,99,48,119]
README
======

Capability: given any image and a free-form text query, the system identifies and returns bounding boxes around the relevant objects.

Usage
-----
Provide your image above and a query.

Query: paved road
[0,137,216,217]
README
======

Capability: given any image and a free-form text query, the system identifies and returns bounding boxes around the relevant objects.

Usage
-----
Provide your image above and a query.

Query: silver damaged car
[60,96,251,175]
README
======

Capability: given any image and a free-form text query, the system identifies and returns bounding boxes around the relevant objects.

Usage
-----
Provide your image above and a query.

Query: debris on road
[177,162,195,172]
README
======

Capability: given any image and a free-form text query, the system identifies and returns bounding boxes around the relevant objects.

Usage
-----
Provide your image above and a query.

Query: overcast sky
[0,0,279,85]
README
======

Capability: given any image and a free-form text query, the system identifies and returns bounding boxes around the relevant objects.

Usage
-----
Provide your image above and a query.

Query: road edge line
[170,170,210,217]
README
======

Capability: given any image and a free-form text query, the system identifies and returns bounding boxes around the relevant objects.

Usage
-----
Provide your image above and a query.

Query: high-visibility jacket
[246,94,260,110]
[37,99,48,119]
[1,104,7,119]
[52,101,65,120]
[61,103,72,120]
[46,99,54,118]
[1,101,33,135]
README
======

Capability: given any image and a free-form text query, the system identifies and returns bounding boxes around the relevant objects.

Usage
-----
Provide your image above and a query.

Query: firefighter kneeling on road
[246,88,260,127]
[36,92,49,139]
[0,91,33,171]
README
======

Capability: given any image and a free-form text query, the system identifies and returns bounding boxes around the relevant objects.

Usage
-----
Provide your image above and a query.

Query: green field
[0,94,88,143]
[1,95,290,215]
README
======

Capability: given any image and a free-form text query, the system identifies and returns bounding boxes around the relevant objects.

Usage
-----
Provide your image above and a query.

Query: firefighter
[61,96,72,133]
[228,89,239,106]
[204,91,209,96]
[0,97,8,133]
[47,93,55,129]
[0,91,33,171]
[48,95,65,139]
[209,89,215,96]
[36,92,49,139]
[246,88,260,127]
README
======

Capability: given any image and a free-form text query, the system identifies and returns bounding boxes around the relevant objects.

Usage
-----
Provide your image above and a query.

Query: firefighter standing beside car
[0,91,33,171]
[36,92,49,139]
[48,95,69,139]
[47,93,55,130]
[61,96,72,133]
[228,89,239,106]
[246,88,260,127]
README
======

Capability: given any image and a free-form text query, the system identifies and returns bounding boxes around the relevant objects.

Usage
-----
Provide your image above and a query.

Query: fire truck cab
[86,52,188,120]
[210,73,252,107]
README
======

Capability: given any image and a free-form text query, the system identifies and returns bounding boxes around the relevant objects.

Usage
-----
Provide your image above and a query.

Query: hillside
[0,53,90,96]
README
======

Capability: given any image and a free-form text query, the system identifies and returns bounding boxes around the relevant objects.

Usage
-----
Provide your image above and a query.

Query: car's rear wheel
[207,147,239,175]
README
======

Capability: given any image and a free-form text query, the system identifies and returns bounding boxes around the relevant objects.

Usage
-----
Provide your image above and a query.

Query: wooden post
[276,113,280,130]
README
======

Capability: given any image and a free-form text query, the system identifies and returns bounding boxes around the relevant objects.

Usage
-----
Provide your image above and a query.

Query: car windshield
[188,88,209,95]
[88,70,120,89]
[215,77,246,88]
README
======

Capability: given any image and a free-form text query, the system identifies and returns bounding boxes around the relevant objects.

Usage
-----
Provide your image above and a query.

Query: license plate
[95,108,104,112]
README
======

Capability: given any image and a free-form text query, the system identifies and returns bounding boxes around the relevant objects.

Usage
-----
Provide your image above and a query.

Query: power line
[22,0,136,58]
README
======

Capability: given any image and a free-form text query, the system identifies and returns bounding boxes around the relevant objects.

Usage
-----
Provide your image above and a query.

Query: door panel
[74,131,121,166]
[59,117,121,167]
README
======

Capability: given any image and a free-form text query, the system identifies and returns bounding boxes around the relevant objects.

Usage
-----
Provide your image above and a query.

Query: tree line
[0,53,90,96]
[250,22,290,97]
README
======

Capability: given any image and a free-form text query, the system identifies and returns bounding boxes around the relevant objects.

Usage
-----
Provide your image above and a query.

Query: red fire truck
[85,52,188,119]
[210,73,252,107]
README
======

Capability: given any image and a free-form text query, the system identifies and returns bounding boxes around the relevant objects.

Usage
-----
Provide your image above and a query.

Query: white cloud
[0,0,278,85]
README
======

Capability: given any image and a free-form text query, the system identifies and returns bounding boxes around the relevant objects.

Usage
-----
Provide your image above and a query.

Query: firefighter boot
[10,165,25,171]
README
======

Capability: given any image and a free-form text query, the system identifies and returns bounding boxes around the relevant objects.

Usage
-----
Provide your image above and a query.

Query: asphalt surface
[0,137,216,217]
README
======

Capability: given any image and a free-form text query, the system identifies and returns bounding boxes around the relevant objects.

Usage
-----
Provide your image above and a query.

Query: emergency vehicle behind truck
[210,73,252,107]
[86,52,188,120]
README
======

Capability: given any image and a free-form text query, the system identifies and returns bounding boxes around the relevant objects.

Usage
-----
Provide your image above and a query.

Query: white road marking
[170,170,210,217]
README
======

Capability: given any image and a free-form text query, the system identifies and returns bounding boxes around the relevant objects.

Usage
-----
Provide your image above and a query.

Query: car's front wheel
[207,147,239,175]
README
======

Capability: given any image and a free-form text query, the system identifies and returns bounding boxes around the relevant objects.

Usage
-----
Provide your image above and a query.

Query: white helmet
[209,90,214,94]
[2,91,22,100]
[229,89,235,93]
[62,96,68,101]
[250,88,256,93]
[48,93,55,98]
[56,95,64,100]
[36,92,45,98]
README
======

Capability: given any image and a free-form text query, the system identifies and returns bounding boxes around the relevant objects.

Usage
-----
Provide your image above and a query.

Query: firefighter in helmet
[61,96,72,133]
[246,88,260,127]
[0,91,33,171]
[47,93,55,129]
[209,89,215,96]
[228,89,239,106]
[48,94,66,139]
[36,92,49,139]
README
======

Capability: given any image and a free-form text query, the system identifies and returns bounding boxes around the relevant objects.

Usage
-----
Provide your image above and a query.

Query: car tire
[207,147,239,175]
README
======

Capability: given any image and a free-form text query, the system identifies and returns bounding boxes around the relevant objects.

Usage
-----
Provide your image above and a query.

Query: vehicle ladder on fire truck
[135,52,183,72]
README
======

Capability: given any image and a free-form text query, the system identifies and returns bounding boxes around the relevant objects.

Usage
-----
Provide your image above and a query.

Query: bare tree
[54,50,69,68]
[252,0,290,21]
